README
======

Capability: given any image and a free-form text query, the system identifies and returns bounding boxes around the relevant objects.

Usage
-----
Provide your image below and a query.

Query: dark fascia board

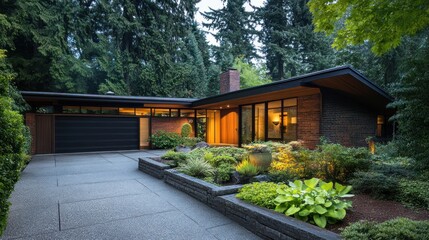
[20,91,197,106]
[191,65,393,107]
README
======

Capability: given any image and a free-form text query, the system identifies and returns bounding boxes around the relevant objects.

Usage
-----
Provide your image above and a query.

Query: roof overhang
[191,66,393,109]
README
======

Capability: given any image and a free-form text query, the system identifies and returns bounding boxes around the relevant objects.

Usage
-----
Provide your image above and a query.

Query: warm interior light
[227,105,230,108]
[290,117,297,124]
[220,107,223,109]
[272,116,280,126]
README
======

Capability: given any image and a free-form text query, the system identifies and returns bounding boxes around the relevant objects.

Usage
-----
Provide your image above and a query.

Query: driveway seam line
[60,209,178,232]
[60,192,148,205]
[58,201,62,231]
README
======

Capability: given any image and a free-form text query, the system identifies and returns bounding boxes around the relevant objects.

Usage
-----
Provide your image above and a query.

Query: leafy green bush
[0,52,30,235]
[214,163,234,184]
[317,142,371,183]
[275,178,353,228]
[236,160,259,178]
[150,131,182,149]
[349,171,399,199]
[341,218,429,240]
[268,170,300,183]
[397,179,429,210]
[371,156,415,178]
[236,182,287,209]
[178,157,214,179]
[181,137,201,147]
[207,147,247,162]
[161,150,188,166]
[181,123,192,137]
[211,155,236,167]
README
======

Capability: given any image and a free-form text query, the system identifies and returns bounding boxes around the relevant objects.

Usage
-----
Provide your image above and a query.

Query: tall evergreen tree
[202,0,257,68]
[258,0,334,80]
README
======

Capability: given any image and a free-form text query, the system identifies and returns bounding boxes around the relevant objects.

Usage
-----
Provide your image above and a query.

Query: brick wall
[320,89,376,147]
[220,69,240,94]
[25,113,36,154]
[151,117,194,136]
[297,94,321,149]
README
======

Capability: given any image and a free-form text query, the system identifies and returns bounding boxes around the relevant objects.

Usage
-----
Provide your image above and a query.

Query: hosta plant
[274,178,353,228]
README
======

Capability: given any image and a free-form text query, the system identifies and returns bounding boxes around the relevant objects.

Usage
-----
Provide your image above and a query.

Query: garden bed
[328,194,429,233]
[216,194,340,240]
[138,157,172,179]
[163,169,242,207]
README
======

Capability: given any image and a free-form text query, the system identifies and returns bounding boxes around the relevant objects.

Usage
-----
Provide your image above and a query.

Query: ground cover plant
[236,178,353,228]
[150,130,201,149]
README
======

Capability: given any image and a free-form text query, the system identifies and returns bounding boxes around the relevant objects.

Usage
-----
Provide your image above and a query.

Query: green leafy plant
[208,147,247,162]
[274,178,353,228]
[397,179,429,210]
[178,157,214,179]
[150,131,182,149]
[211,155,236,167]
[268,170,300,183]
[214,163,234,184]
[181,137,201,148]
[181,123,193,137]
[236,160,260,178]
[161,150,188,167]
[349,171,399,200]
[236,182,287,209]
[0,51,31,235]
[341,218,429,240]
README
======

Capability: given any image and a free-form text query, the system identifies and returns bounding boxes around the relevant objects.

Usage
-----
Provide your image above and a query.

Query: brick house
[22,66,393,154]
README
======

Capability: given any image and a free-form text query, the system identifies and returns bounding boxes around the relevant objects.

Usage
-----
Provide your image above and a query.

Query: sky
[195,0,265,46]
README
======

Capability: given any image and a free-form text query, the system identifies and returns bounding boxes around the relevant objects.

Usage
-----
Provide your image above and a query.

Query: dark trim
[238,105,242,147]
[21,91,196,105]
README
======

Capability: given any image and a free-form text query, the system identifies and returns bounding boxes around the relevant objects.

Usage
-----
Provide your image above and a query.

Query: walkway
[2,151,259,240]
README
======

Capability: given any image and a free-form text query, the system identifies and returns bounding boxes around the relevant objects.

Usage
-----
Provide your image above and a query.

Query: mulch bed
[328,194,429,233]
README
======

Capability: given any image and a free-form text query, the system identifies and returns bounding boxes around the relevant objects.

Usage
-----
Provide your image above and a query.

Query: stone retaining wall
[138,157,171,179]
[216,194,341,240]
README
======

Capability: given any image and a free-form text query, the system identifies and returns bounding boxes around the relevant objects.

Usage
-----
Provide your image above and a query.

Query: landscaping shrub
[274,178,353,228]
[177,157,214,179]
[317,142,371,183]
[341,218,429,240]
[161,150,188,166]
[150,131,182,149]
[0,51,30,236]
[267,170,300,183]
[236,182,287,209]
[397,179,429,210]
[371,156,415,178]
[208,147,247,162]
[181,137,201,147]
[214,163,234,184]
[180,123,192,137]
[349,171,399,199]
[210,155,236,167]
[236,160,259,178]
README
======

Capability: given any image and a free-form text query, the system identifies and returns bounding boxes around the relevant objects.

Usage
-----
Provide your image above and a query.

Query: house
[22,65,394,154]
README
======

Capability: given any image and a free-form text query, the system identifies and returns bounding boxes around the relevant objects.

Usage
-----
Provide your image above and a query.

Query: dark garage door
[55,116,139,153]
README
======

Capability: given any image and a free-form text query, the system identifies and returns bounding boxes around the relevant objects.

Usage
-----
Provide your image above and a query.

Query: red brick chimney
[220,68,240,94]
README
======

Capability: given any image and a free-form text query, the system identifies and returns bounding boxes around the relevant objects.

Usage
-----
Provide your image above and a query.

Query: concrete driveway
[2,151,259,240]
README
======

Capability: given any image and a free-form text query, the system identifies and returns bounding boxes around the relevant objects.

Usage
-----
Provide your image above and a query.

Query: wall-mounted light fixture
[291,117,297,124]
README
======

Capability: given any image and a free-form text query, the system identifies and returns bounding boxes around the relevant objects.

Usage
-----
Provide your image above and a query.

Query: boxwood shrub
[0,52,30,236]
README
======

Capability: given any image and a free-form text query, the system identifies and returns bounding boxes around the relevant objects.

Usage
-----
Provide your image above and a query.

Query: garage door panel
[55,116,139,153]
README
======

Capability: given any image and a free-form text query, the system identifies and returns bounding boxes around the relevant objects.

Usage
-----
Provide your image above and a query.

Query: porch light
[291,117,297,124]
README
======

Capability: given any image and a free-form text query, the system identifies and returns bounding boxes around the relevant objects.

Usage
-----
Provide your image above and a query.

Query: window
[255,103,265,141]
[101,107,119,115]
[171,109,179,117]
[376,115,384,137]
[267,101,282,139]
[36,106,54,114]
[241,105,253,144]
[283,98,297,142]
[180,109,195,117]
[136,108,151,116]
[81,106,101,114]
[153,108,170,117]
[196,110,207,140]
[119,108,135,115]
[63,106,80,114]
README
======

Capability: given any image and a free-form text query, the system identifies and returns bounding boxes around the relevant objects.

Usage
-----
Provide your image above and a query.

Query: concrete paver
[1,151,260,240]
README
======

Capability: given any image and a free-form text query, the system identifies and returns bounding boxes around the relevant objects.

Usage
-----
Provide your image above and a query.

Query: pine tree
[202,0,257,68]
[259,0,334,80]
